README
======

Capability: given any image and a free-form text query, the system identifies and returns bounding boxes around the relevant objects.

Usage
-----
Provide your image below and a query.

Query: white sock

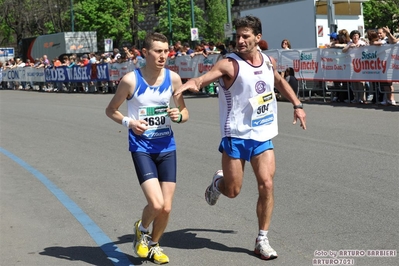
[149,240,158,246]
[213,171,223,193]
[257,230,268,240]
[139,223,149,233]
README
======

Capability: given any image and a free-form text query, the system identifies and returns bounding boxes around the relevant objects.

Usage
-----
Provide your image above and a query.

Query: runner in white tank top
[176,16,307,262]
[218,51,278,142]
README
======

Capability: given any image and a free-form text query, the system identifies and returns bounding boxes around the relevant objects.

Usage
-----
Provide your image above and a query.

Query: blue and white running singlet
[126,68,176,153]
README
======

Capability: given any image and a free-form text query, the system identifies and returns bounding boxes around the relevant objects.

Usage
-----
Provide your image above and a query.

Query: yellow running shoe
[133,220,150,258]
[148,244,169,264]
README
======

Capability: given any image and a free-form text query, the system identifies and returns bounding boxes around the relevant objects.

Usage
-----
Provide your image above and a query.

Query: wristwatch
[293,103,303,109]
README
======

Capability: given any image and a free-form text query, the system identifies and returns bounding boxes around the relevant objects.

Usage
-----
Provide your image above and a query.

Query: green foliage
[156,0,206,44]
[363,0,399,31]
[0,20,14,45]
[204,0,227,43]
[74,0,133,47]
[138,30,146,40]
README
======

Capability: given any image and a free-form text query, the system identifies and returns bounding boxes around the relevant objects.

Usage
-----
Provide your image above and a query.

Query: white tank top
[217,52,278,141]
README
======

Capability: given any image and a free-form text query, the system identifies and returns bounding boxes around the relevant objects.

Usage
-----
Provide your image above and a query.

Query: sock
[213,171,223,193]
[139,223,149,233]
[257,230,268,240]
[149,240,158,246]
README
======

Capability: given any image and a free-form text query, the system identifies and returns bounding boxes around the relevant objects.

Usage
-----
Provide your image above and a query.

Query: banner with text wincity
[264,45,399,82]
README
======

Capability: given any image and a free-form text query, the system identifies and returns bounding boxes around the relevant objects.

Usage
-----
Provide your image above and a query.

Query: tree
[363,0,399,32]
[156,0,206,44]
[0,0,73,52]
[73,0,133,48]
[204,0,227,43]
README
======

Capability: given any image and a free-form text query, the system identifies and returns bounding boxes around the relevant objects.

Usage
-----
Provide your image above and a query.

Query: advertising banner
[3,46,398,82]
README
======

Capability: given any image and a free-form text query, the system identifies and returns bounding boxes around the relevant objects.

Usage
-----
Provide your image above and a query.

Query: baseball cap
[328,32,338,40]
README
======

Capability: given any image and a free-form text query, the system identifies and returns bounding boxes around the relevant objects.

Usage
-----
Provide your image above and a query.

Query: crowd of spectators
[324,26,398,105]
[0,40,231,92]
[0,47,147,92]
[1,31,397,104]
[166,40,234,59]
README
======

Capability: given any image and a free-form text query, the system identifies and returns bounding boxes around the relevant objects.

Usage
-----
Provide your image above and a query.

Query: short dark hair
[233,15,262,36]
[367,30,379,42]
[143,32,168,49]
[285,67,295,76]
[350,30,361,39]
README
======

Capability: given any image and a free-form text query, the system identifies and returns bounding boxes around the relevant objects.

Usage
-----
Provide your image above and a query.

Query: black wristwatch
[293,103,303,109]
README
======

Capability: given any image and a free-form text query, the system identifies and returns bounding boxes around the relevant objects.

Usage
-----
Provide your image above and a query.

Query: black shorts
[131,151,177,185]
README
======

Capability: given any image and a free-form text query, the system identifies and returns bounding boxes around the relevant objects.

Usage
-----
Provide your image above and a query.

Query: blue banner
[44,64,109,82]
[0,48,14,57]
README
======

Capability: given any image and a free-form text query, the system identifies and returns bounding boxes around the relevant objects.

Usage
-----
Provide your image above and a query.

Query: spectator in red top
[81,54,89,66]
[168,45,176,58]
[53,58,62,67]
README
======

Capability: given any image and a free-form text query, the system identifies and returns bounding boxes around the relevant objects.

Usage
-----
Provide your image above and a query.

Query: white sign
[191,28,199,41]
[104,39,113,52]
[224,23,233,38]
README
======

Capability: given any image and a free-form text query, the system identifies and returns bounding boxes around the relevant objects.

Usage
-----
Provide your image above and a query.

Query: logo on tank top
[255,81,267,94]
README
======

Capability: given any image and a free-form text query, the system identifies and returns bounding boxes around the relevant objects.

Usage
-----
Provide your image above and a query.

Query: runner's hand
[131,119,148,135]
[293,109,307,130]
[167,107,181,122]
[175,79,200,95]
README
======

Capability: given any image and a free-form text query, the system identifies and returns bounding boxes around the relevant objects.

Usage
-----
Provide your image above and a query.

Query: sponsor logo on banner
[352,51,387,73]
[198,58,215,73]
[293,52,319,73]
[165,59,179,73]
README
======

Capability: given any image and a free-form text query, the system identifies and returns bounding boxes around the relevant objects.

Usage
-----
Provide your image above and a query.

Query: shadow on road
[39,228,260,265]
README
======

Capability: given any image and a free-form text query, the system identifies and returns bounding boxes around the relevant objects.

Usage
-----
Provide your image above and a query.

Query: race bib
[138,105,172,139]
[249,92,275,127]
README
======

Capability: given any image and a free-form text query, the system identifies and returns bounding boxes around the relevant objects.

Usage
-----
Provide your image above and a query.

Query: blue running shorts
[131,151,177,185]
[218,137,274,161]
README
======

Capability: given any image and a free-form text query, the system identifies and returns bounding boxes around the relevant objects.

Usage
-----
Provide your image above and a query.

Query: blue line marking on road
[0,147,134,266]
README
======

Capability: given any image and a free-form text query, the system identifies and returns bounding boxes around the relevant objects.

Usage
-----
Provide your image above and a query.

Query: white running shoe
[254,238,278,260]
[205,170,223,206]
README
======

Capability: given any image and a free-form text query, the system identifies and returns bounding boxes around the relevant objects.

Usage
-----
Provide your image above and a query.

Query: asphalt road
[1,91,398,266]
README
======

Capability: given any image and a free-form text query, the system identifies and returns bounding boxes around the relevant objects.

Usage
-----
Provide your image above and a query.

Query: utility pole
[226,0,232,40]
[190,0,195,28]
[168,0,172,45]
[327,0,337,33]
[132,0,139,48]
[70,0,74,32]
